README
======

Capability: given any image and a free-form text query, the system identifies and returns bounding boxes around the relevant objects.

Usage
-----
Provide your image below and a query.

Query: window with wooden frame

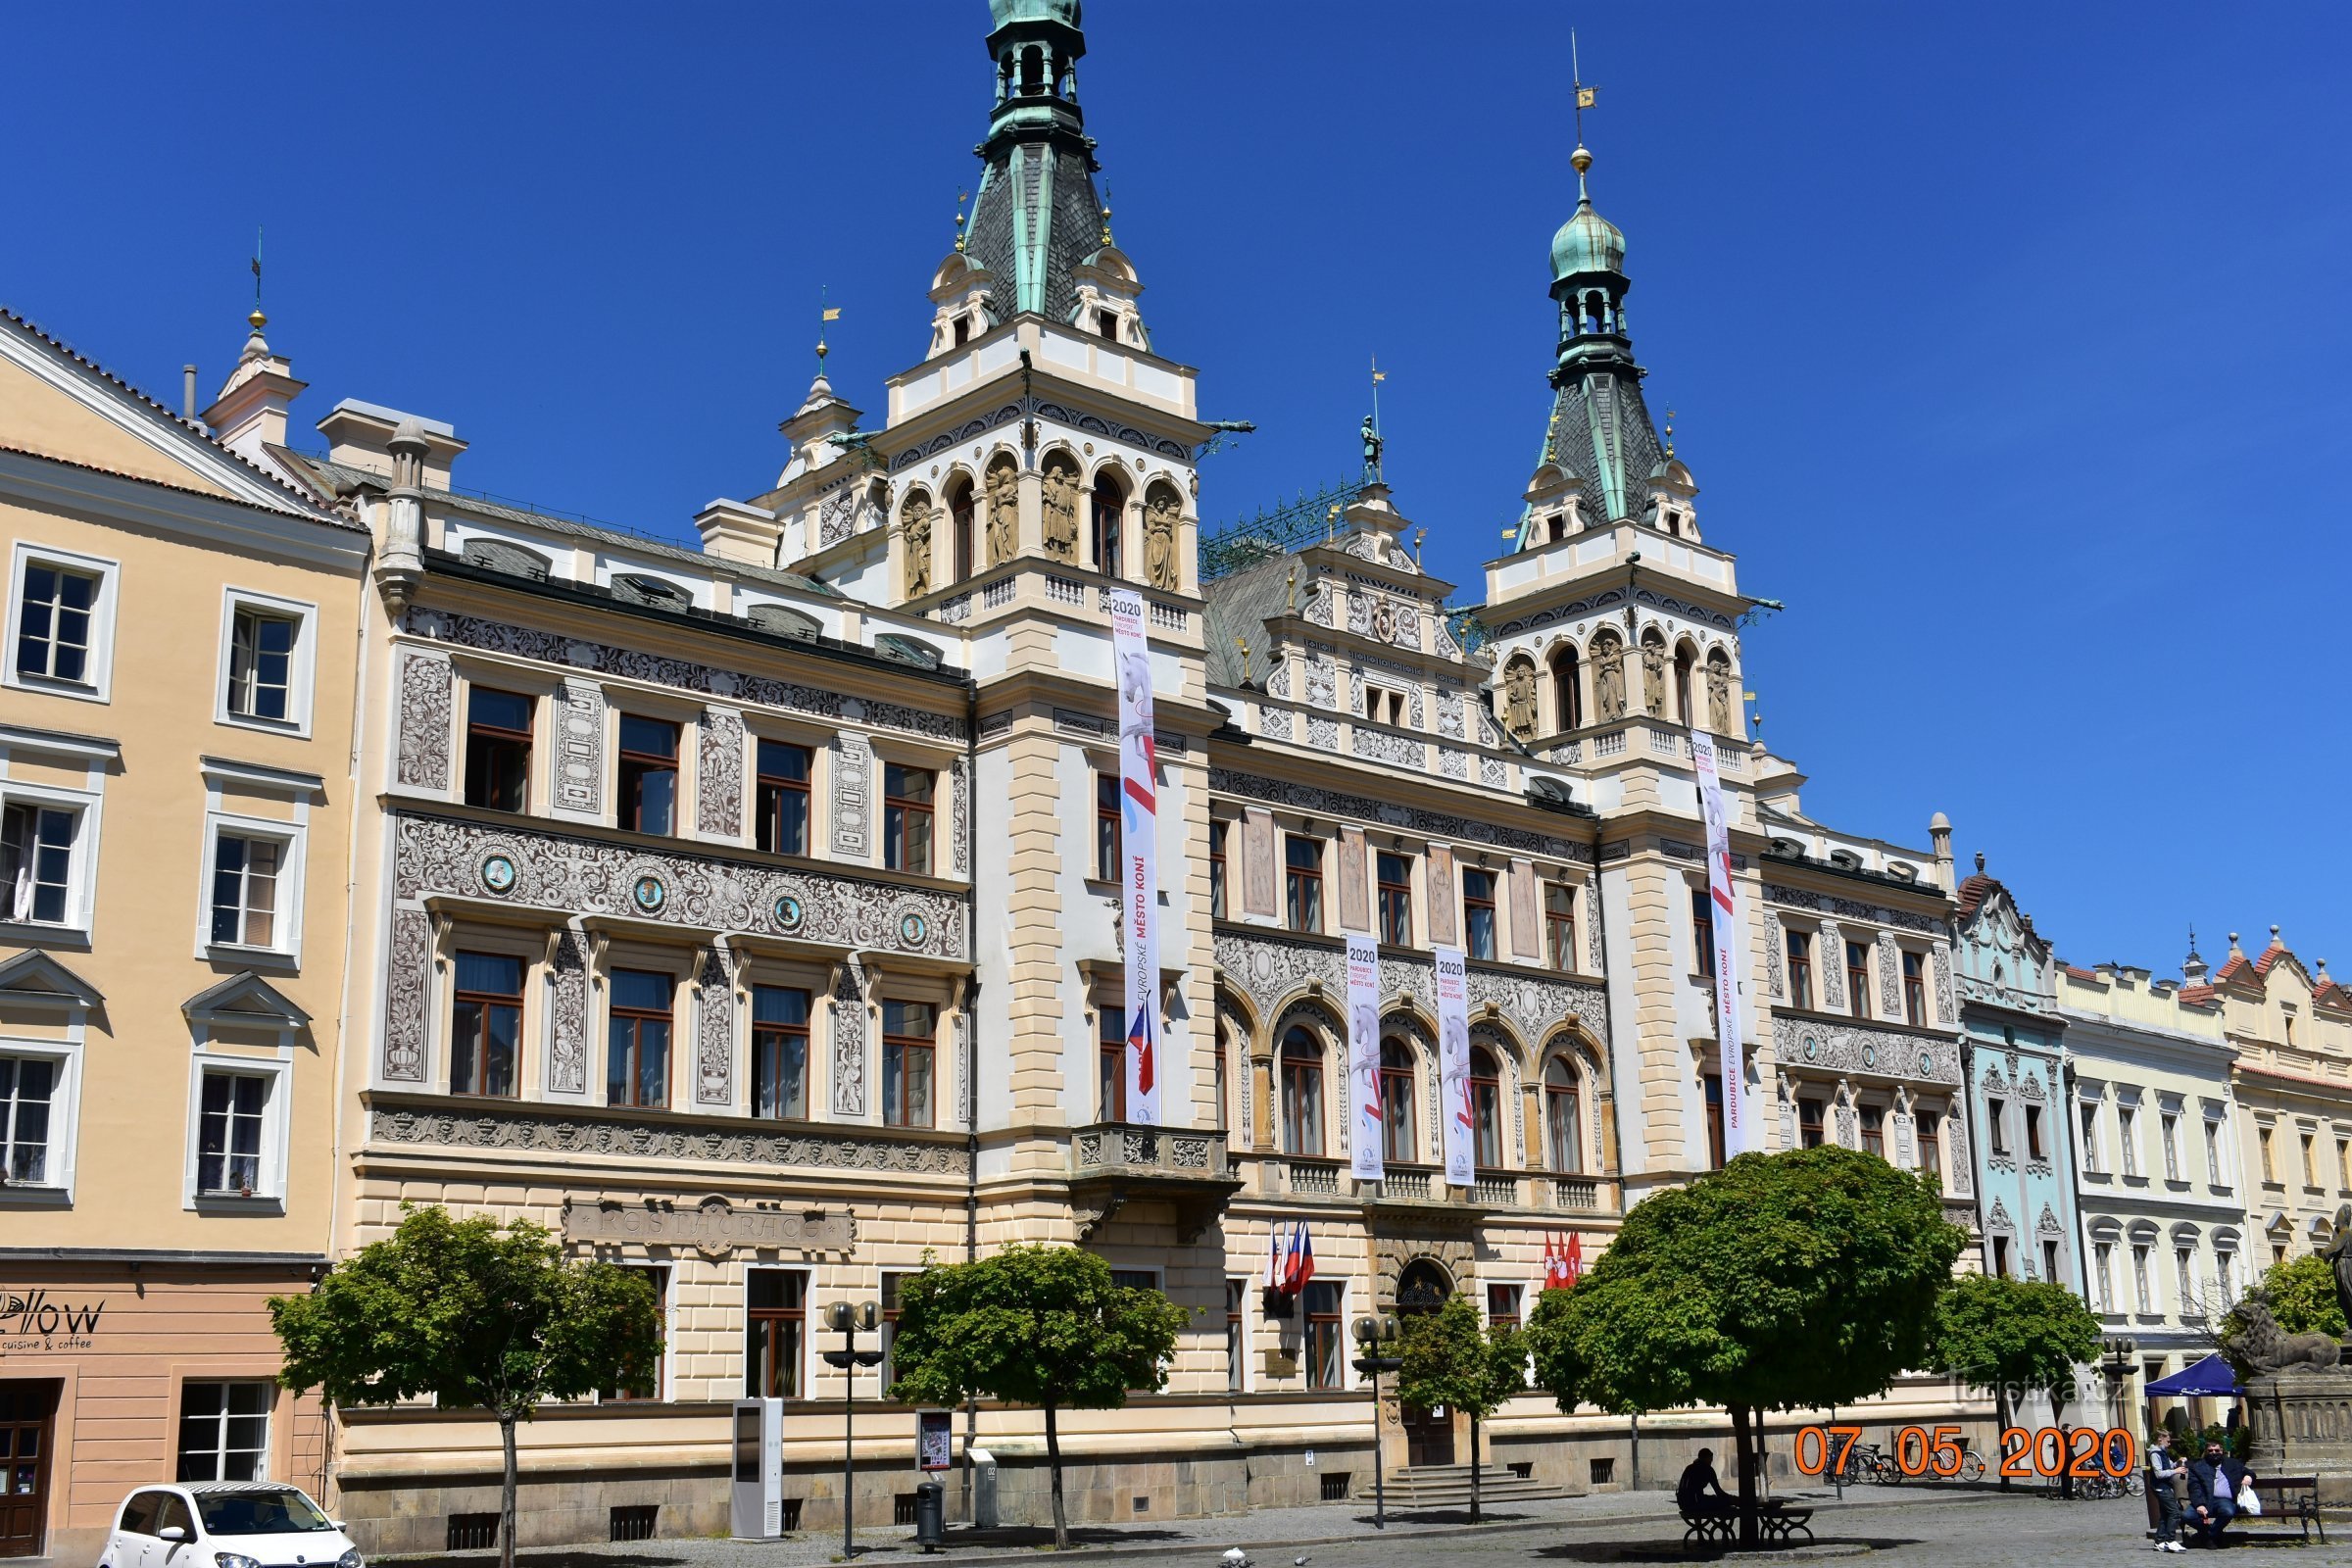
[1860,1103,1885,1158]
[1486,1283,1522,1332]
[1209,819,1228,919]
[195,1071,269,1197]
[1095,773,1121,882]
[1985,1096,2009,1155]
[949,480,975,581]
[755,739,813,856]
[1691,889,1715,978]
[2,797,79,926]
[1092,473,1125,577]
[1786,928,1813,1009]
[1376,852,1413,947]
[884,763,935,875]
[1378,1037,1416,1163]
[600,1265,667,1400]
[1797,1097,1825,1150]
[1225,1280,1247,1392]
[1463,867,1498,961]
[882,999,936,1128]
[616,715,680,836]
[1544,1056,1582,1173]
[1844,941,1871,1019]
[451,952,524,1099]
[1098,1004,1126,1122]
[225,603,299,723]
[745,1269,807,1397]
[1284,835,1323,934]
[607,968,673,1108]
[1544,882,1575,972]
[1280,1025,1324,1155]
[464,688,534,812]
[207,829,284,950]
[174,1382,271,1482]
[751,984,810,1120]
[1703,1073,1725,1169]
[2025,1103,2045,1161]
[1917,1109,1942,1186]
[11,553,104,690]
[1302,1280,1345,1391]
[1901,950,1926,1025]
[1469,1044,1502,1168]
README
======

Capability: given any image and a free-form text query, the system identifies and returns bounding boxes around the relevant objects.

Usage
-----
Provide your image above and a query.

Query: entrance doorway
[0,1381,58,1557]
[1395,1260,1455,1467]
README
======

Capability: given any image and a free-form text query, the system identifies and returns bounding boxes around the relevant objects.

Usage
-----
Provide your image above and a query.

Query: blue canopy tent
[2146,1354,2241,1397]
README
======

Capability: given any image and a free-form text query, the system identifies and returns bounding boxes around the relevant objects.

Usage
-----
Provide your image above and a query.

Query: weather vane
[249,225,267,332]
[816,285,840,369]
[1571,30,1598,144]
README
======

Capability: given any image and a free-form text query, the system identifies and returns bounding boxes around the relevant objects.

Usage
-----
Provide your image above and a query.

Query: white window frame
[0,1036,81,1204]
[594,1263,670,1403]
[2130,1243,2153,1313]
[182,1049,292,1211]
[194,812,306,965]
[2092,1241,2113,1310]
[215,587,319,738]
[744,1263,813,1400]
[5,541,119,705]
[174,1379,275,1483]
[0,726,111,941]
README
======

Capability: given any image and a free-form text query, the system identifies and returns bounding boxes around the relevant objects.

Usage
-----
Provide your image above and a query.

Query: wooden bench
[2227,1476,2326,1545]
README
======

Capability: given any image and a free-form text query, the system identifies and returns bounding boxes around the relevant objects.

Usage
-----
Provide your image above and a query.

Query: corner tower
[962,0,1112,327]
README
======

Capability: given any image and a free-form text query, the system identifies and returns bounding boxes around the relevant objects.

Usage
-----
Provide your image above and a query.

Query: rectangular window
[1704,1073,1725,1169]
[451,952,523,1099]
[464,688,534,812]
[2302,1132,2319,1189]
[2259,1125,2276,1183]
[1917,1110,1941,1187]
[755,740,813,857]
[1844,942,1871,1019]
[1284,835,1322,934]
[1463,868,1497,961]
[1691,889,1715,978]
[2162,1113,2180,1180]
[2,799,76,925]
[1544,883,1576,972]
[2132,1245,2152,1312]
[226,605,299,722]
[1281,1033,1324,1156]
[602,1265,667,1401]
[13,559,100,687]
[175,1382,270,1483]
[1487,1283,1523,1332]
[1209,820,1228,920]
[751,985,810,1120]
[1377,853,1413,947]
[879,1270,912,1392]
[2120,1106,2139,1176]
[2024,1103,2044,1161]
[2338,1137,2349,1192]
[2042,1239,2063,1285]
[746,1269,807,1398]
[2175,1247,2194,1310]
[1099,1004,1126,1122]
[2094,1242,2114,1310]
[617,715,680,836]
[2210,1121,2228,1185]
[883,1000,936,1128]
[1302,1281,1344,1391]
[884,763,935,875]
[1991,1236,2010,1278]
[1225,1280,1247,1393]
[607,968,672,1109]
[1901,951,1926,1025]
[1797,1098,1825,1150]
[2080,1102,2099,1172]
[1860,1104,1885,1158]
[208,831,283,949]
[2215,1251,2236,1304]
[1986,1097,2009,1156]
[0,1055,57,1185]
[196,1072,269,1196]
[1095,773,1121,882]
[1786,929,1813,1008]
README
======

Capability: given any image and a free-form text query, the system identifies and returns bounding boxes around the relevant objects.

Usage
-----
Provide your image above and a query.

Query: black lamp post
[1350,1314,1402,1530]
[821,1300,887,1561]
[2101,1335,2138,1439]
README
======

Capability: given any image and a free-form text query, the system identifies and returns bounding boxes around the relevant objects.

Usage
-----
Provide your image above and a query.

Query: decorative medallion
[479,855,517,895]
[899,911,928,948]
[631,874,666,914]
[1862,1043,1878,1069]
[1803,1034,1821,1062]
[1920,1049,1935,1076]
[773,893,806,933]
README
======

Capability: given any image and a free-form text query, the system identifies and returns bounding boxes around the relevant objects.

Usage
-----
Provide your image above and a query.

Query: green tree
[2220,1253,2347,1350]
[886,1245,1189,1550]
[1396,1295,1528,1524]
[1525,1146,1965,1546]
[270,1205,662,1568]
[1925,1273,2101,1492]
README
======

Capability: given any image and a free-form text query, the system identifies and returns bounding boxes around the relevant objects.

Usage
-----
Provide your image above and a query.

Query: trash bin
[913,1482,945,1551]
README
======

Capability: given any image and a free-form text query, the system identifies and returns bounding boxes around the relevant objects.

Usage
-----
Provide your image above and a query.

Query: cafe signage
[2,1289,105,1352]
[561,1195,857,1260]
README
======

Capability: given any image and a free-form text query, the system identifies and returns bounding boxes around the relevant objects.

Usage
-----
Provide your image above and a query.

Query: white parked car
[101,1483,362,1568]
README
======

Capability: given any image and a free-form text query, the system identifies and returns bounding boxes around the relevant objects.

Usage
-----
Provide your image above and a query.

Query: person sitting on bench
[2186,1439,2254,1545]
[1679,1448,1738,1518]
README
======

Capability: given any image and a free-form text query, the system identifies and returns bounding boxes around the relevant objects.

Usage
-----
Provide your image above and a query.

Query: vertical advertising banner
[1346,933,1384,1182]
[1691,731,1756,1156]
[1109,589,1161,1125]
[1435,946,1474,1187]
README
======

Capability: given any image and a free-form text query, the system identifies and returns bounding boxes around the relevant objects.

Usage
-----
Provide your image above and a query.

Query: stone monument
[2238,1209,2352,1504]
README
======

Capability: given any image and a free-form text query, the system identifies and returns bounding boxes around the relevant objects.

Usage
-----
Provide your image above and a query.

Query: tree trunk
[1730,1402,1759,1548]
[1995,1387,2012,1493]
[498,1410,518,1568]
[1470,1411,1482,1525]
[1044,1400,1067,1550]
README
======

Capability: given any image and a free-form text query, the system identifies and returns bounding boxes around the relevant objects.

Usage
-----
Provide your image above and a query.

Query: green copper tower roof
[960,0,1111,326]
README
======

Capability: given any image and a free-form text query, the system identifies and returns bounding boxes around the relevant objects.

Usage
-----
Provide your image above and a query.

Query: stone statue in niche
[985,458,1021,565]
[902,493,934,599]
[1503,660,1538,738]
[1642,639,1666,716]
[1592,634,1626,719]
[1707,658,1734,735]
[1040,459,1081,563]
[2327,1203,2352,1327]
[1144,486,1182,590]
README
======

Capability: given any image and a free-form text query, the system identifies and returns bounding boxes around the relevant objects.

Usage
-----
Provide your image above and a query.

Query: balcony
[1069,1122,1243,1245]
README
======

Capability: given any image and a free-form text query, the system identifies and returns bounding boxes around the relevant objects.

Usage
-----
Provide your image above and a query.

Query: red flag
[1294,1224,1316,1292]
[1564,1230,1585,1286]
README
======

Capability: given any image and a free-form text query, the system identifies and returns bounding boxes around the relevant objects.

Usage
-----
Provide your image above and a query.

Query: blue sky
[7,2,2349,974]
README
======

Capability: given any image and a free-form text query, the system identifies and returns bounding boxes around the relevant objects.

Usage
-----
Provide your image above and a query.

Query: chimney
[1928,811,1954,892]
[183,365,199,421]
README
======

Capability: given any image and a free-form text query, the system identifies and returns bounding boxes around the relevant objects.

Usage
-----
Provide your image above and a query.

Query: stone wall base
[2241,1368,2352,1508]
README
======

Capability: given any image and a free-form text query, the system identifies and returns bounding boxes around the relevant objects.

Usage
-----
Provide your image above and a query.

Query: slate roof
[1201,553,1295,690]
[963,139,1106,327]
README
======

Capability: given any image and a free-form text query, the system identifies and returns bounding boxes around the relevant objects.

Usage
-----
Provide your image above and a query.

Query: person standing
[2147,1433,2187,1552]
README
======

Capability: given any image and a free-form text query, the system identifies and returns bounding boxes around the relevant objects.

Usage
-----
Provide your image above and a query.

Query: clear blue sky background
[7,2,2348,976]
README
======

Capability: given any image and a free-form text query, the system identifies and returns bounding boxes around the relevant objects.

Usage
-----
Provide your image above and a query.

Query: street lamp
[2101,1335,2139,1437]
[821,1300,887,1561]
[1350,1314,1402,1530]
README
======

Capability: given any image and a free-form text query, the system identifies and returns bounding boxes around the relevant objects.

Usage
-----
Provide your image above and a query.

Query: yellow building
[0,309,371,1561]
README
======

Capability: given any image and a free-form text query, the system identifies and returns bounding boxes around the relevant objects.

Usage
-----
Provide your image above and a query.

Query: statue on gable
[1360,415,1384,482]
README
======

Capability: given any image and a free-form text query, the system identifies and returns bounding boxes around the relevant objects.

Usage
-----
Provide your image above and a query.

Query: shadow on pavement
[1532,1537,1920,1561]
[1345,1510,1536,1527]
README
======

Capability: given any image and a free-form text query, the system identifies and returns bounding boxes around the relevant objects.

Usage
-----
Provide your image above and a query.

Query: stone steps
[1373,1464,1572,1506]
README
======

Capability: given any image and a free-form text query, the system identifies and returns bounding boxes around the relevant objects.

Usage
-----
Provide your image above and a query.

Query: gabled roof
[0,949,104,1008]
[182,971,310,1029]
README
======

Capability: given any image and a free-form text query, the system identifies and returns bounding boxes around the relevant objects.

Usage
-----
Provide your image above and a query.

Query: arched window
[1469,1045,1502,1169]
[1550,644,1582,731]
[1091,472,1125,577]
[1281,1026,1324,1156]
[947,477,975,582]
[1674,641,1696,727]
[1544,1055,1583,1174]
[1380,1037,1417,1164]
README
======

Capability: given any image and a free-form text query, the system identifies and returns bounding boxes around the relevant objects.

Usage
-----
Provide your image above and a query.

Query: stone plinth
[2241,1365,2352,1507]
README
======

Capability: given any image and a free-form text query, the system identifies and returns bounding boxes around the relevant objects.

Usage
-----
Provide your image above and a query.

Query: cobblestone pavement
[389,1487,2227,1568]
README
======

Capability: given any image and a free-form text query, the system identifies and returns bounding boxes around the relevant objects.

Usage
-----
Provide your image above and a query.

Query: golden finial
[1236,634,1251,684]
[1100,184,1115,247]
[1412,526,1426,565]
[815,286,840,369]
[1544,403,1561,462]
[1285,564,1298,613]
[1663,407,1677,458]
[954,189,969,254]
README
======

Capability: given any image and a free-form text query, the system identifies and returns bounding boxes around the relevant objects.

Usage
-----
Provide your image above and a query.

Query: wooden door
[1402,1402,1454,1467]
[0,1382,58,1557]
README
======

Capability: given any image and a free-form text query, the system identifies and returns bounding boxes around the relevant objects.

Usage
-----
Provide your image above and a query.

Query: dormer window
[954,316,972,347]
[1096,310,1119,342]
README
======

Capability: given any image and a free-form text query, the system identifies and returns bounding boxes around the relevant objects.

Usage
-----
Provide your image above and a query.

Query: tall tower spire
[961,1,1110,324]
